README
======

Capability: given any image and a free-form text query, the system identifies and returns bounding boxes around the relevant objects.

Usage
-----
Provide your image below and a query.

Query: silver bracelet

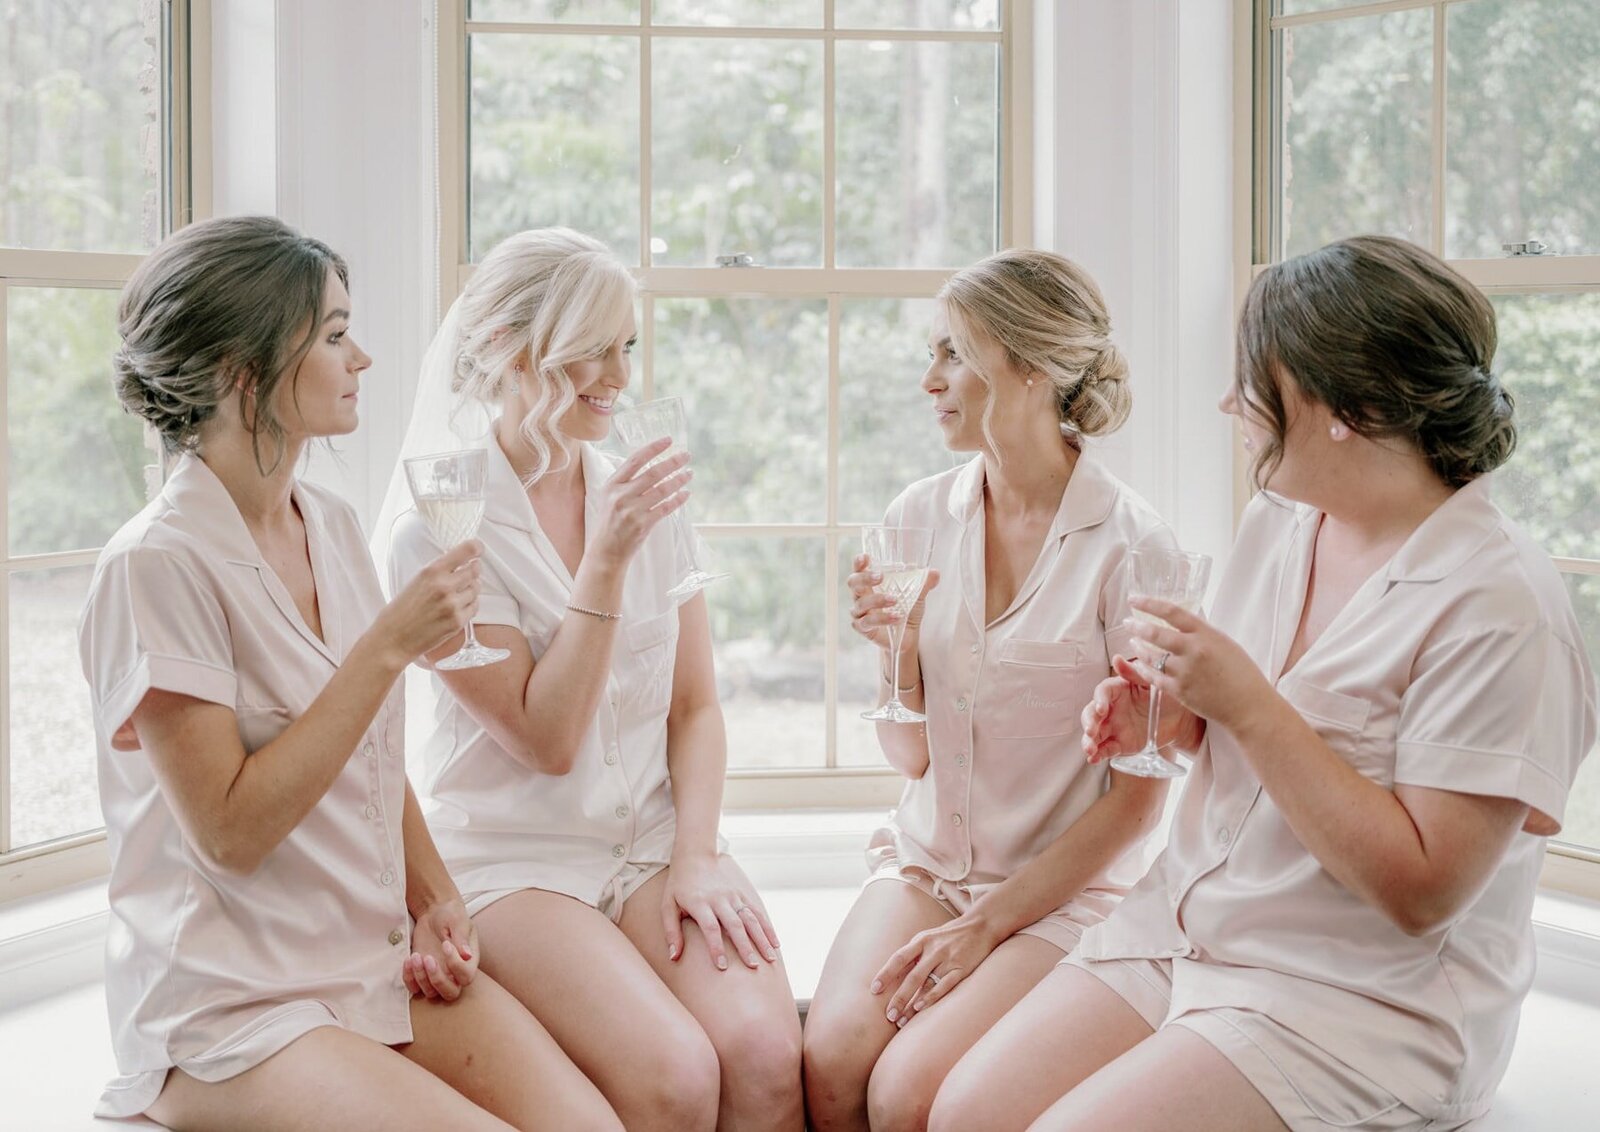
[566,602,622,622]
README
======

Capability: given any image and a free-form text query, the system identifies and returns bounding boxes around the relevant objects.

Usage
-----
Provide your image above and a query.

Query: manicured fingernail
[424,955,437,972]
[459,948,472,961]
[886,1008,898,1023]
[717,956,728,971]
[764,949,776,961]
[870,979,882,994]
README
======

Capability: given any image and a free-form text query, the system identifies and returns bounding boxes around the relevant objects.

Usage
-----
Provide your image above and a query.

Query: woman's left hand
[405,895,479,1002]
[1126,596,1272,732]
[662,852,781,972]
[871,914,1004,1027]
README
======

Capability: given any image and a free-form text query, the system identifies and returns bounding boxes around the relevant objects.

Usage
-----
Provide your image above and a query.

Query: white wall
[210,0,437,532]
[1034,0,1237,571]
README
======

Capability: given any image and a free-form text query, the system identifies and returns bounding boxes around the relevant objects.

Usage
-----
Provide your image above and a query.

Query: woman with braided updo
[802,249,1175,1132]
[80,215,617,1130]
[931,237,1596,1132]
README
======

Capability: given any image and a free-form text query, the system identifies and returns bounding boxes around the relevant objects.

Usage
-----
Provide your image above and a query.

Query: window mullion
[825,294,841,769]
[0,282,10,854]
[1430,1,1447,256]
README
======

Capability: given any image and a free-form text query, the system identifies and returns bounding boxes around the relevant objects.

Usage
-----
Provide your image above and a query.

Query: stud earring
[1329,424,1348,441]
[1026,378,1035,387]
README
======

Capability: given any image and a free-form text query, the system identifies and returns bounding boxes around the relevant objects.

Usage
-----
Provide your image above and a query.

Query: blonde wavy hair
[938,248,1132,457]
[449,227,636,481]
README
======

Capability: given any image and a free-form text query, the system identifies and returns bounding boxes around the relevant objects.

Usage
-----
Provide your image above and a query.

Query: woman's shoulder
[884,459,975,524]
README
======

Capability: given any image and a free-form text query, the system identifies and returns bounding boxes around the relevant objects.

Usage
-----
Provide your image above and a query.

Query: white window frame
[1241,0,1600,899]
[0,0,211,903]
[436,0,1034,810]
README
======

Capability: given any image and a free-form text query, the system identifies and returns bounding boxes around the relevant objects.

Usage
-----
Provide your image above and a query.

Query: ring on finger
[1155,653,1169,674]
[925,972,941,986]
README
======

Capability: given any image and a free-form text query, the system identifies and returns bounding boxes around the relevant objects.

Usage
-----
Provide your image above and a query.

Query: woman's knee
[865,1035,950,1132]
[649,1027,723,1127]
[709,998,803,1108]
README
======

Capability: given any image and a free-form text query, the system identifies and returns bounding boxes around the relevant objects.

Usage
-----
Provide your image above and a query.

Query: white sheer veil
[370,294,496,595]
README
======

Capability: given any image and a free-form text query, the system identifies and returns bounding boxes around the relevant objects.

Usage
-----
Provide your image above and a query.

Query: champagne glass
[859,525,937,724]
[1110,547,1212,778]
[403,448,511,670]
[611,396,728,599]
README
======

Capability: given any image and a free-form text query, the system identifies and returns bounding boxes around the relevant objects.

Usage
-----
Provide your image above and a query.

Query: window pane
[707,536,826,769]
[836,41,998,268]
[468,34,641,263]
[1489,293,1600,561]
[652,297,827,523]
[835,0,998,31]
[1555,571,1600,852]
[468,0,639,22]
[0,1,161,253]
[7,287,149,557]
[1279,9,1433,258]
[838,298,961,524]
[8,565,101,850]
[1277,1,1375,15]
[1446,0,1600,258]
[651,38,823,266]
[835,539,890,768]
[652,0,820,27]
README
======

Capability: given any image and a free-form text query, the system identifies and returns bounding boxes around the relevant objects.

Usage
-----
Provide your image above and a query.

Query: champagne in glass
[1110,547,1212,778]
[611,396,728,599]
[403,448,510,670]
[859,525,936,725]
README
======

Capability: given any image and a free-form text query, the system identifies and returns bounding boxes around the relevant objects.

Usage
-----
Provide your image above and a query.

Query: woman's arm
[428,441,688,776]
[873,763,1166,1021]
[847,553,939,779]
[655,594,782,971]
[1132,596,1530,936]
[401,781,478,1001]
[132,543,481,875]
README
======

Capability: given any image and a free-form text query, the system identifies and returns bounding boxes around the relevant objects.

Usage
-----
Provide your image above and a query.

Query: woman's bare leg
[400,971,621,1131]
[475,888,721,1132]
[864,934,1064,1132]
[928,963,1154,1132]
[1026,1025,1289,1132]
[146,1025,517,1132]
[618,865,805,1132]
[800,881,953,1132]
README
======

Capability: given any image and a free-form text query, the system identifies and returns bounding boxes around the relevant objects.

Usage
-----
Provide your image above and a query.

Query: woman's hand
[1125,596,1273,734]
[1082,654,1206,764]
[372,540,483,664]
[870,914,1004,1027]
[660,852,781,972]
[590,437,692,570]
[404,895,479,1002]
[847,553,940,657]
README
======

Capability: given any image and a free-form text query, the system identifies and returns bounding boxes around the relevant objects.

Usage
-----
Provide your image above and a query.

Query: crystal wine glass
[859,525,937,724]
[403,448,510,670]
[1109,546,1212,778]
[611,396,728,599]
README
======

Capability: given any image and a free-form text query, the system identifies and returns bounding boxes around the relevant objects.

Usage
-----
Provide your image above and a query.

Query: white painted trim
[464,22,1000,42]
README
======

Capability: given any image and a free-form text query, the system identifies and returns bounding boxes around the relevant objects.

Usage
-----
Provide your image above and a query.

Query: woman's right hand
[1081,654,1205,764]
[590,436,692,570]
[373,540,484,664]
[847,553,940,655]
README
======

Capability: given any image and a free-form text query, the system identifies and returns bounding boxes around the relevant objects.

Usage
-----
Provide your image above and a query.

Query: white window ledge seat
[4,812,1597,1130]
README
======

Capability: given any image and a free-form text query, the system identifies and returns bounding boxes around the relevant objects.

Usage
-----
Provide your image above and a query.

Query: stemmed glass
[859,525,936,724]
[611,396,728,599]
[1110,547,1212,778]
[403,448,511,670]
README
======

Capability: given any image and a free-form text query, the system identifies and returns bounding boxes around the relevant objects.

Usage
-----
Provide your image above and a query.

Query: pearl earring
[1026,378,1035,387]
[1329,424,1348,440]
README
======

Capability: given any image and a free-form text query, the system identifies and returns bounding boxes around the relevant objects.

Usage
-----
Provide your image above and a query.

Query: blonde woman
[377,228,803,1132]
[930,238,1596,1132]
[80,216,617,1130]
[801,250,1174,1132]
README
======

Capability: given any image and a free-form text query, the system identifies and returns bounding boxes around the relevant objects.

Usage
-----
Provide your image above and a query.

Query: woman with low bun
[802,249,1175,1132]
[930,236,1596,1132]
[80,216,618,1130]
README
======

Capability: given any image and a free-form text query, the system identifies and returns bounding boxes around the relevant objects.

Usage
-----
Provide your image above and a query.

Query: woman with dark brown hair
[80,216,618,1130]
[929,235,1597,1132]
